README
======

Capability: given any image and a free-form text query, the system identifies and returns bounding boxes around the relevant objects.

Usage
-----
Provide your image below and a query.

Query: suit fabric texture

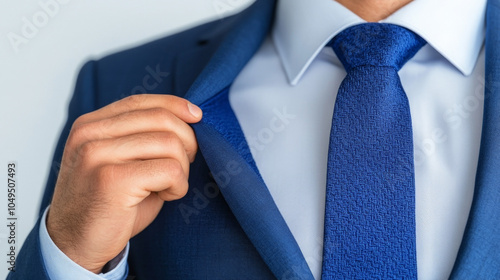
[9,0,500,279]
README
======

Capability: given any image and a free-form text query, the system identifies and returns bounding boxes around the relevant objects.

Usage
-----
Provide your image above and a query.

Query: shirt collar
[272,0,487,85]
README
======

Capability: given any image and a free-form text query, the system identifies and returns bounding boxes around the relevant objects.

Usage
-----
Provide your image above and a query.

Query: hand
[46,94,202,273]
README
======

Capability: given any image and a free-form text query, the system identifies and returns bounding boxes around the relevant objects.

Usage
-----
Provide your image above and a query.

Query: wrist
[46,209,107,274]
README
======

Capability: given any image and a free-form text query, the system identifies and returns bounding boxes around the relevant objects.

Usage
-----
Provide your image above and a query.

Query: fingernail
[188,103,202,118]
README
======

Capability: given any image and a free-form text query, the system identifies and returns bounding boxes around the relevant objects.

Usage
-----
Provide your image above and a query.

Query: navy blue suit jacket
[9,0,500,279]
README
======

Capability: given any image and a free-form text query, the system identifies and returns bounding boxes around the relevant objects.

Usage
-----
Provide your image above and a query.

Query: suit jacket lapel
[183,0,314,279]
[451,0,500,278]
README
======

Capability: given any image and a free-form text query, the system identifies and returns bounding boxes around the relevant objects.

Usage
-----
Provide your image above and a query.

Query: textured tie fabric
[321,23,426,279]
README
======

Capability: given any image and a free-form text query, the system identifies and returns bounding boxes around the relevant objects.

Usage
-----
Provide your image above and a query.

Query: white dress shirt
[230,0,486,279]
[40,0,487,279]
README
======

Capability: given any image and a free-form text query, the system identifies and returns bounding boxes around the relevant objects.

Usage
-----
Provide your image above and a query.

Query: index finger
[77,94,202,125]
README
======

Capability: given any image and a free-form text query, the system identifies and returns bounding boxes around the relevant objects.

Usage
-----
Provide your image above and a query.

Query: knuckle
[176,182,189,198]
[164,160,188,191]
[149,107,175,127]
[173,97,189,109]
[98,117,114,132]
[69,122,94,145]
[76,141,101,167]
[73,113,91,126]
[166,159,185,180]
[157,191,173,201]
[185,130,198,152]
[163,94,182,104]
[79,141,99,157]
[162,132,183,150]
[124,94,147,108]
[94,164,115,187]
[161,95,189,113]
[162,181,188,201]
[125,94,142,103]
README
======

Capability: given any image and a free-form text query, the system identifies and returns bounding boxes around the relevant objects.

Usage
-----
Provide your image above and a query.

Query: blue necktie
[322,23,426,279]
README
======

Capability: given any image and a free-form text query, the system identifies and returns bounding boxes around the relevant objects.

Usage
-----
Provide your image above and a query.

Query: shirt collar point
[288,73,301,86]
[434,42,484,77]
[453,62,476,77]
[282,61,304,86]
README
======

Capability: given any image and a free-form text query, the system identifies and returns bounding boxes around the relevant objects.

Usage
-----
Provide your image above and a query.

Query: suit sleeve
[7,61,100,279]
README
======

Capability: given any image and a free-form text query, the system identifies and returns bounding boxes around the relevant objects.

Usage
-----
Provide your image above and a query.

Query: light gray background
[0,0,252,277]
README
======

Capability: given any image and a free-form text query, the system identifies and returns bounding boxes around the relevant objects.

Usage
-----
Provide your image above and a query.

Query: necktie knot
[330,23,426,72]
